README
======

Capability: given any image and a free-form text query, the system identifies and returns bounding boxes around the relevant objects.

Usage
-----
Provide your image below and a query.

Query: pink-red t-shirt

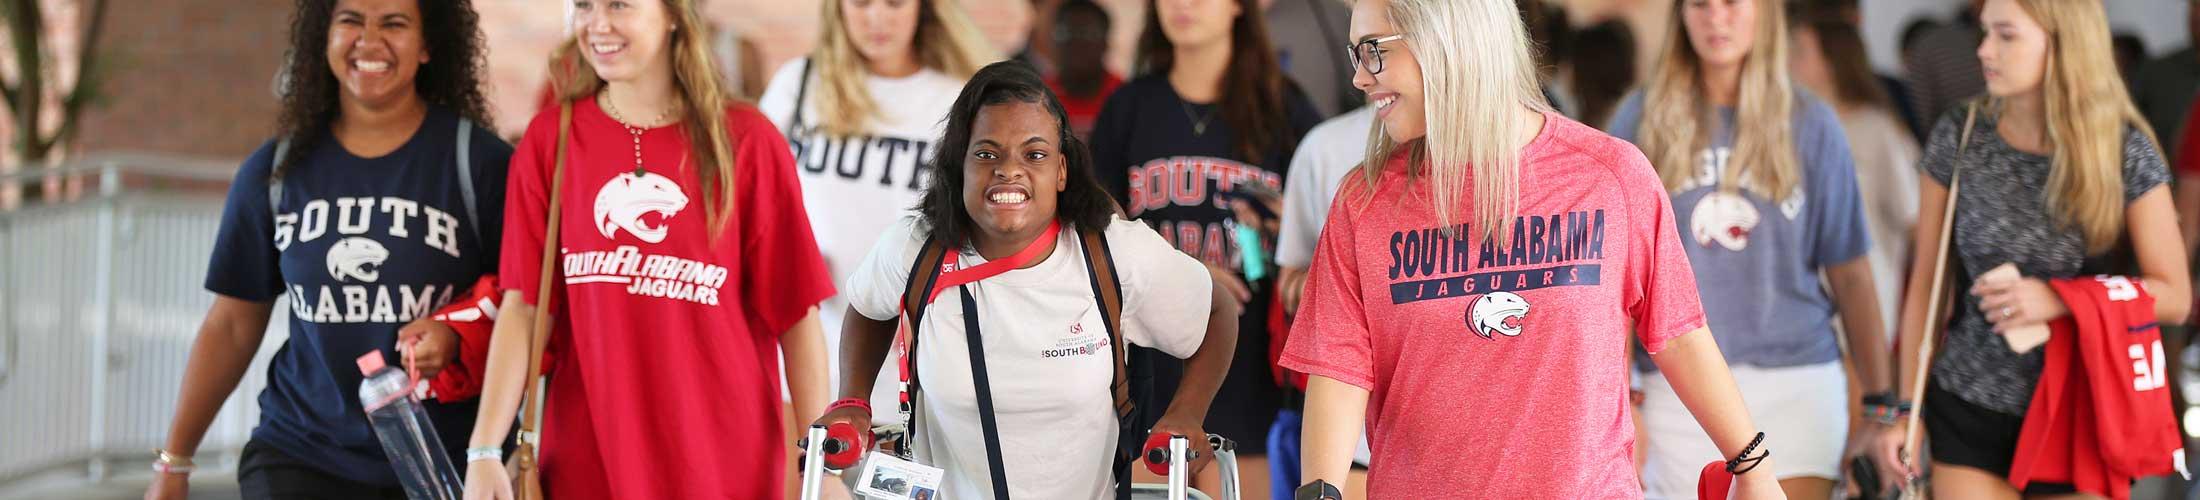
[1279,113,1705,499]
[501,98,835,499]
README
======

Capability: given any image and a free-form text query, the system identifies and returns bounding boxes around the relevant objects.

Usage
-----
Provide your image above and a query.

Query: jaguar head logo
[1689,191,1761,252]
[594,172,688,244]
[326,237,390,283]
[1467,291,1531,340]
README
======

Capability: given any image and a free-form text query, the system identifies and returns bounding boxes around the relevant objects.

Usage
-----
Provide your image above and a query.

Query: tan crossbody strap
[509,105,572,500]
[1901,100,1980,464]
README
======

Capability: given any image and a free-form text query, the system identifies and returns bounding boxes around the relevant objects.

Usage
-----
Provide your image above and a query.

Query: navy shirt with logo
[1087,75,1322,454]
[205,106,511,485]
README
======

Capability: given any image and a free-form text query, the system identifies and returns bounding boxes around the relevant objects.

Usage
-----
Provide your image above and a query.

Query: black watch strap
[1295,480,1343,500]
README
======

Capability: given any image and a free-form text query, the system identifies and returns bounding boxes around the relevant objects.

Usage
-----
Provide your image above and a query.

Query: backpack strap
[268,139,291,217]
[1077,226,1131,421]
[455,118,483,248]
[787,58,814,137]
[1077,226,1137,500]
[902,236,953,328]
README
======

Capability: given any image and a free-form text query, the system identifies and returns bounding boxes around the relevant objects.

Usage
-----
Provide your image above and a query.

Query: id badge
[853,454,945,500]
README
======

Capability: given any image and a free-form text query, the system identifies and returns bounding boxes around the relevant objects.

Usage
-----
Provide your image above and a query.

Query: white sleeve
[755,57,810,132]
[1274,136,1328,268]
[845,215,926,321]
[1108,218,1212,359]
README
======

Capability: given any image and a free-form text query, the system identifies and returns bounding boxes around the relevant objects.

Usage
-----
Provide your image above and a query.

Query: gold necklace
[599,90,673,177]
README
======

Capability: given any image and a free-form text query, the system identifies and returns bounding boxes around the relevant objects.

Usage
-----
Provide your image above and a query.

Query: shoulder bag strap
[1900,99,1980,466]
[510,105,572,500]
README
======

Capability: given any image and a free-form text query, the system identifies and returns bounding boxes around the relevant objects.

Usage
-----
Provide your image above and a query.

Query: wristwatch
[1295,480,1343,500]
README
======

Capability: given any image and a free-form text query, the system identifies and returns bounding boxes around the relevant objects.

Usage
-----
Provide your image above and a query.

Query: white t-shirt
[1276,105,1375,268]
[758,57,966,408]
[847,216,1213,500]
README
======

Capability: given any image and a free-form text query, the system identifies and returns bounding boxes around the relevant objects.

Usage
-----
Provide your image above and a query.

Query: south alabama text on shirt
[1387,210,1608,339]
[273,195,468,324]
[1124,156,1282,267]
[561,245,730,306]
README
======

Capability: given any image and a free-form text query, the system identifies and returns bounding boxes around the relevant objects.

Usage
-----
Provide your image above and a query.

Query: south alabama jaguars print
[1384,211,1609,343]
[558,171,732,306]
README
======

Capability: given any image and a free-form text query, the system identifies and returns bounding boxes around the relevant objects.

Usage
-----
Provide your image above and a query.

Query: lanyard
[895,221,1062,424]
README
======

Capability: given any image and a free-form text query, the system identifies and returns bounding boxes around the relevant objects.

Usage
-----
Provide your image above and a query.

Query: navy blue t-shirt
[204,106,511,485]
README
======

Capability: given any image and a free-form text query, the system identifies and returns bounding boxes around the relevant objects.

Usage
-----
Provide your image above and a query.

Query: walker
[796,424,1242,500]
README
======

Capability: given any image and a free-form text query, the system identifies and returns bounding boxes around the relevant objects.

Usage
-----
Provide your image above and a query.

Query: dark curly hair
[273,0,493,178]
[920,61,1120,248]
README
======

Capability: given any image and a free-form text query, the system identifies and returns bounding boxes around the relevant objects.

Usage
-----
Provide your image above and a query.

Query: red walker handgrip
[823,422,868,470]
[1141,432,1177,476]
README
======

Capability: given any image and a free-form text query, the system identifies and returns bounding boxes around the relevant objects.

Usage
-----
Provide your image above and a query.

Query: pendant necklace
[600,90,673,177]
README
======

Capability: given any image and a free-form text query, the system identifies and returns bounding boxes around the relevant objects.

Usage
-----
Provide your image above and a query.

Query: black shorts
[1923,383,2078,495]
[239,439,409,500]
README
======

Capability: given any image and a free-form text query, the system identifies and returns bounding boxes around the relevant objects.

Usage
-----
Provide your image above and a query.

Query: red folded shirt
[2009,276,2183,499]
[421,275,555,402]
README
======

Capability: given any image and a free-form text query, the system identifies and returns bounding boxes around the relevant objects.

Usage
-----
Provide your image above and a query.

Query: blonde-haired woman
[759,0,994,398]
[461,0,837,498]
[1284,0,1782,497]
[1875,0,2189,497]
[1603,0,1892,498]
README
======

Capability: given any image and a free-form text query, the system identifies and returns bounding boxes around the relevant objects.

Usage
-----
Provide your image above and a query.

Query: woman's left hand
[1974,277,2068,332]
[397,318,460,380]
[1148,412,1216,476]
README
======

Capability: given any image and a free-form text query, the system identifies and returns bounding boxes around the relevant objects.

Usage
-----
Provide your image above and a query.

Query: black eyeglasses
[1347,34,1407,75]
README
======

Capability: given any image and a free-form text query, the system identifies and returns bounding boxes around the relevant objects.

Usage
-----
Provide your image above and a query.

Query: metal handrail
[0,151,237,184]
[0,151,240,389]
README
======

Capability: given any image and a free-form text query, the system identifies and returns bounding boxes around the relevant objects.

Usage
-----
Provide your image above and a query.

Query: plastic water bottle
[357,350,462,500]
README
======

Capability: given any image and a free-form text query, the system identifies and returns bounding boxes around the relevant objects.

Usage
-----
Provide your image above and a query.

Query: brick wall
[62,0,1112,161]
[73,0,288,160]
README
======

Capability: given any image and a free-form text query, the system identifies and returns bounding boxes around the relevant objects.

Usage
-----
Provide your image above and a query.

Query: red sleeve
[1617,149,1706,353]
[500,106,563,305]
[1276,182,1376,391]
[427,275,502,402]
[731,105,835,336]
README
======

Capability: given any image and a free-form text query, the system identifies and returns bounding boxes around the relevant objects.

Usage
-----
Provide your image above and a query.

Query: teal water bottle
[1235,224,1267,283]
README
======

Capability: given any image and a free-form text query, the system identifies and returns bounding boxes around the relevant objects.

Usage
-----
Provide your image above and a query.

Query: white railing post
[85,164,120,480]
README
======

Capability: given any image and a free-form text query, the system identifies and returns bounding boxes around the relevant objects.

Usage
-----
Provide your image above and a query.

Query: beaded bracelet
[1726,432,1769,475]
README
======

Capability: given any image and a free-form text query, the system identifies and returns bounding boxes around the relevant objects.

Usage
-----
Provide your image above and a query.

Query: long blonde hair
[551,0,740,236]
[1638,0,1799,200]
[812,0,995,136]
[2005,0,2158,254]
[1356,0,1551,245]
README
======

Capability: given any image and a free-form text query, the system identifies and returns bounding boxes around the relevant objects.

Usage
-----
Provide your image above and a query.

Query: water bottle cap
[356,350,386,375]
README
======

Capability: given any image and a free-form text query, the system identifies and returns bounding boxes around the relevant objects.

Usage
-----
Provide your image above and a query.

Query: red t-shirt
[1279,113,1706,499]
[500,98,834,499]
[1048,73,1123,138]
